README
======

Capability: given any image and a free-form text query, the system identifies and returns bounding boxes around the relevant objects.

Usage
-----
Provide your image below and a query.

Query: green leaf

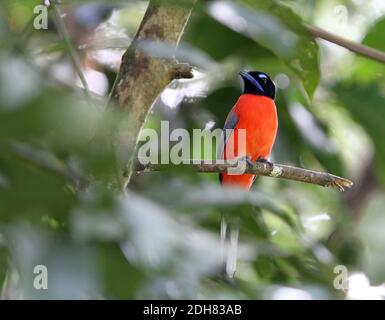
[208,0,320,98]
[357,194,385,284]
[0,245,8,291]
[146,180,301,231]
[353,17,385,83]
[2,0,42,31]
[334,82,385,185]
[0,149,77,223]
[97,243,144,299]
[184,9,271,61]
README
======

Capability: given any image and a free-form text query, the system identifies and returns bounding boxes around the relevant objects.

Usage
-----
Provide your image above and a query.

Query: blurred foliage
[352,17,385,83]
[0,0,385,300]
[238,0,320,99]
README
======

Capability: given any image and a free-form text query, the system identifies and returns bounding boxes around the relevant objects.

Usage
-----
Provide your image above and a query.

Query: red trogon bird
[217,70,278,277]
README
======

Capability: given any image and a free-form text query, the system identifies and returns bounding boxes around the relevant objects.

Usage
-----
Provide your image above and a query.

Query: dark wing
[217,111,239,160]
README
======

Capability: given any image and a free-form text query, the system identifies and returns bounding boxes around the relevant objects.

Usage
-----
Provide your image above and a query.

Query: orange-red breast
[218,70,278,190]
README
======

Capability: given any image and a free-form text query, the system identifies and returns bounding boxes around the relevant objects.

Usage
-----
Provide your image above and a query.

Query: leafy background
[1,0,385,299]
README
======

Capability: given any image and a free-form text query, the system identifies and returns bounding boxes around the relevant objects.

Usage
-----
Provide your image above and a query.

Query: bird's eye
[259,77,267,85]
[258,74,268,84]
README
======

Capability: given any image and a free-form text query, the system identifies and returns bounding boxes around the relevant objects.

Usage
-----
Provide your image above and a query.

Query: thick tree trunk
[110,0,196,188]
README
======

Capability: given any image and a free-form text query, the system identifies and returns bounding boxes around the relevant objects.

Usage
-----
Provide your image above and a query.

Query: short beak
[239,70,264,93]
[239,70,249,78]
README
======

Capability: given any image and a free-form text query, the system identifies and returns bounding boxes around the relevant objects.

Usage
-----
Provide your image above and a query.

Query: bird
[217,70,278,278]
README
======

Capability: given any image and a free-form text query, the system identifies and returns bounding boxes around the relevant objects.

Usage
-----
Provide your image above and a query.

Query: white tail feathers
[220,214,240,278]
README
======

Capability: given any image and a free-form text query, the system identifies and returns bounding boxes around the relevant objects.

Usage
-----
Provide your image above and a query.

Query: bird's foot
[237,156,254,168]
[237,156,273,170]
[246,158,255,168]
[256,157,273,169]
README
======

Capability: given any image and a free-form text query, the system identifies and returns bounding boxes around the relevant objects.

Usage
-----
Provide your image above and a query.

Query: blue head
[240,70,276,100]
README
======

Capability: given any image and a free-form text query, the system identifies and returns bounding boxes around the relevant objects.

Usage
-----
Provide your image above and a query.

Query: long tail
[220,213,239,278]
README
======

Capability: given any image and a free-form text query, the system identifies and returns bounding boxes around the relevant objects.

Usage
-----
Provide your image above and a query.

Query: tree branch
[51,1,92,102]
[109,0,196,189]
[307,24,385,64]
[134,159,354,191]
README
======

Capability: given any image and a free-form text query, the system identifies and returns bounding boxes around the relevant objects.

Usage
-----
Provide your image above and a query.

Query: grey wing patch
[217,111,239,160]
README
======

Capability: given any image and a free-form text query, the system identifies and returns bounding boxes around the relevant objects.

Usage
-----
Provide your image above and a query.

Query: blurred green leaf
[0,149,76,223]
[184,9,271,62]
[143,179,301,232]
[358,193,385,284]
[2,0,42,31]
[97,243,143,299]
[353,17,385,83]
[334,82,385,185]
[5,224,99,299]
[0,244,8,292]
[207,0,320,98]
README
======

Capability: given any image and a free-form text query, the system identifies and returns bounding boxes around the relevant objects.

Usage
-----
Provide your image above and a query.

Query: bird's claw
[238,156,273,169]
[246,158,255,168]
[256,157,273,168]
